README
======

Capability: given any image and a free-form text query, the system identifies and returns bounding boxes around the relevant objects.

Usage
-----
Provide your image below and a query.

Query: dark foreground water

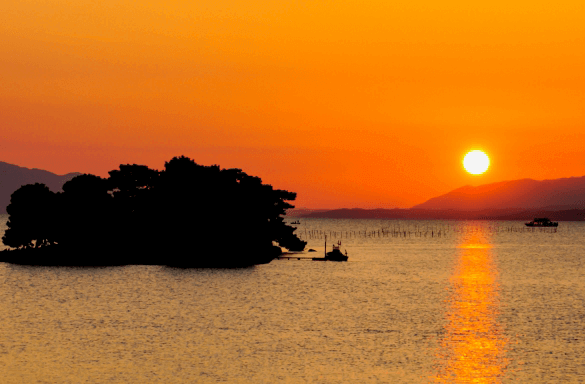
[1,215,584,383]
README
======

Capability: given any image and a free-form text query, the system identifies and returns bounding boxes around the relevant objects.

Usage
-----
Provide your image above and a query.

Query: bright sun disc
[463,150,490,174]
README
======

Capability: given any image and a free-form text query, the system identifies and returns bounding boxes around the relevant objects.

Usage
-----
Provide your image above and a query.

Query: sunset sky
[2,0,584,208]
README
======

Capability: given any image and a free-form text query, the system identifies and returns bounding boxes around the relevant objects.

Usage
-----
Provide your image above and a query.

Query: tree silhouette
[58,174,112,250]
[107,164,159,213]
[2,183,57,249]
[107,164,160,254]
[153,156,305,266]
[1,156,306,266]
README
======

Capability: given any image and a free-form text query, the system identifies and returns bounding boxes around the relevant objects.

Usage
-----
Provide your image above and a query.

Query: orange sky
[2,0,584,208]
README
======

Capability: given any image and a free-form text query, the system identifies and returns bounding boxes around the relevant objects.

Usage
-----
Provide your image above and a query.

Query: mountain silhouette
[302,176,585,220]
[0,161,80,213]
[412,176,585,211]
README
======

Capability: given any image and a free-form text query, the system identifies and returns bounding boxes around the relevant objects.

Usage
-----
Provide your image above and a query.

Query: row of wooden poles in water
[296,225,558,240]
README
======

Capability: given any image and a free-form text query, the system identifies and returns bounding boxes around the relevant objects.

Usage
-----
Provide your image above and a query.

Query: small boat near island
[277,236,349,261]
[290,220,301,225]
[321,237,348,262]
[525,218,558,227]
[324,245,349,261]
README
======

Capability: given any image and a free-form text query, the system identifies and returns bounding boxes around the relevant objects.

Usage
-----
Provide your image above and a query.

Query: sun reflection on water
[434,229,509,383]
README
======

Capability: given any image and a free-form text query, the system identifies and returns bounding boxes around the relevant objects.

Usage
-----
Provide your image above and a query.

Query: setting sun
[463,150,490,175]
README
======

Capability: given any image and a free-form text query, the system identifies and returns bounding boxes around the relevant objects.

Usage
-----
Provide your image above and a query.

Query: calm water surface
[1,214,584,382]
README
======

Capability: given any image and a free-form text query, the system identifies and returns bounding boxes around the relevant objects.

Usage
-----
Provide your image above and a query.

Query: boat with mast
[322,236,348,261]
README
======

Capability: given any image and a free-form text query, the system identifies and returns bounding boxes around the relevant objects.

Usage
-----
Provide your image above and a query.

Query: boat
[290,220,301,225]
[323,238,348,261]
[326,246,349,261]
[525,218,558,227]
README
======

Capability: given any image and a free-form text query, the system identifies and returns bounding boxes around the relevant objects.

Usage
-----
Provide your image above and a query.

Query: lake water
[1,214,585,383]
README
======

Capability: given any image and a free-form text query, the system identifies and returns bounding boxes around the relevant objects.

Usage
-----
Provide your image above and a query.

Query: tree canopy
[2,183,57,249]
[1,156,305,266]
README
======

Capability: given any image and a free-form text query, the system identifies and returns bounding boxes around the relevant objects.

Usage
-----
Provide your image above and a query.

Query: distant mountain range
[298,207,585,221]
[296,176,585,221]
[285,208,330,217]
[0,161,80,213]
[412,176,585,211]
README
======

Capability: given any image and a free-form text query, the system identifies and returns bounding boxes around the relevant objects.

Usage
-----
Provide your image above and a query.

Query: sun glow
[463,150,490,175]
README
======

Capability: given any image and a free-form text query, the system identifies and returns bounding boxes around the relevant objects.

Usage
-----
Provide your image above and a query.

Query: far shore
[289,208,585,221]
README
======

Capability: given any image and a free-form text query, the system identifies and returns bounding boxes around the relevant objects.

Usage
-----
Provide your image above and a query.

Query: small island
[1,156,306,267]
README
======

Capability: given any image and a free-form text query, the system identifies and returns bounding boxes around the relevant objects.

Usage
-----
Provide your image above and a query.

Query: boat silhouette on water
[325,246,349,261]
[277,236,349,261]
[321,237,348,262]
[525,218,558,227]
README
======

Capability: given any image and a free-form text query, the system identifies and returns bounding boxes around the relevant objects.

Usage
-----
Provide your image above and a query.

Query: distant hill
[301,207,585,221]
[0,161,80,213]
[412,176,585,211]
[286,208,330,217]
[302,176,585,221]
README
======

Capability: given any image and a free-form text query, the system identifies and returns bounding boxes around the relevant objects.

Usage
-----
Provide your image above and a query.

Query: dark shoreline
[0,245,279,268]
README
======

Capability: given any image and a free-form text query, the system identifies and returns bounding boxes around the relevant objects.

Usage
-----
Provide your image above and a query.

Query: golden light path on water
[434,229,509,382]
